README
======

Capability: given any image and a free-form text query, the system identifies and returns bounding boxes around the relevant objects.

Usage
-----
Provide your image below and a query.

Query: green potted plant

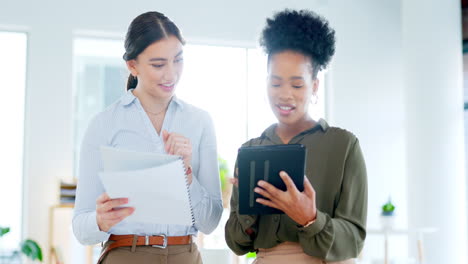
[218,156,232,208]
[381,199,395,216]
[380,198,396,230]
[0,226,43,262]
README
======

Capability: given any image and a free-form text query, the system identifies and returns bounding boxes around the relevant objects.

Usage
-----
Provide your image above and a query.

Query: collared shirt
[73,90,223,245]
[225,119,368,262]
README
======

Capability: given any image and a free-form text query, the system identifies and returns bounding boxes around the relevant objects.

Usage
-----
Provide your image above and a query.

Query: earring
[311,94,318,104]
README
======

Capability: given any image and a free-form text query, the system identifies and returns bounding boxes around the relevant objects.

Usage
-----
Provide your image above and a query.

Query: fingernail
[254,188,260,193]
[258,181,264,186]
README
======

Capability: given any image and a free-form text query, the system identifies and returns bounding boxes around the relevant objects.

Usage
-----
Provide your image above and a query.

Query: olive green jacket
[225,119,367,262]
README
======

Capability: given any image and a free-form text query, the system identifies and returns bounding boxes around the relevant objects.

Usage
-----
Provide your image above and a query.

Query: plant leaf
[382,202,395,212]
[246,251,257,258]
[218,156,230,191]
[0,227,10,237]
[20,239,43,262]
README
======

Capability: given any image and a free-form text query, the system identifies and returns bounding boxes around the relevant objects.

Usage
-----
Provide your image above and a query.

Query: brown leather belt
[98,234,192,263]
[108,234,191,247]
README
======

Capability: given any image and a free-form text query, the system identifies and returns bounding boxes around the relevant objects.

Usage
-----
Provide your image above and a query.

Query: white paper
[99,146,193,226]
[100,145,180,172]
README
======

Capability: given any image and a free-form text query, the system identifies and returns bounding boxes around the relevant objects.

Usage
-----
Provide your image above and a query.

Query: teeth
[279,106,292,110]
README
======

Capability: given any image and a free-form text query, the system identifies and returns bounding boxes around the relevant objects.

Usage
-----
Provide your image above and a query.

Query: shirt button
[245,219,251,224]
[273,216,279,222]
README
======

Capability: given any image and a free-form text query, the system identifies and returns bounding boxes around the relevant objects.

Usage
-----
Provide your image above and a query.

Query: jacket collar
[122,89,184,110]
[261,118,328,143]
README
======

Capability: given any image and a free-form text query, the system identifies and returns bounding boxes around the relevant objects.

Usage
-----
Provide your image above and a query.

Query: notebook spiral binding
[180,157,195,226]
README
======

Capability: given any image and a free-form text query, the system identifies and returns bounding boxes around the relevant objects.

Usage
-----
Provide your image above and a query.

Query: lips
[276,104,296,115]
[159,83,175,92]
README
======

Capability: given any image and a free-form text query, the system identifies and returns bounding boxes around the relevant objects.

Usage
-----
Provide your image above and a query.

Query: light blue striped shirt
[72,89,223,245]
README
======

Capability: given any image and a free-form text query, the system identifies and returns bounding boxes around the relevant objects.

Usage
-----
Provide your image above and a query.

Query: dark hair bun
[260,9,336,72]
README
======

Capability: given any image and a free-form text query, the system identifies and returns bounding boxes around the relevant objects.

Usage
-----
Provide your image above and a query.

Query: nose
[163,62,178,83]
[277,86,293,101]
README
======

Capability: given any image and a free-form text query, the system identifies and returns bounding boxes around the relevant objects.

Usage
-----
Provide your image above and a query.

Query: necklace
[144,108,166,116]
[143,103,169,116]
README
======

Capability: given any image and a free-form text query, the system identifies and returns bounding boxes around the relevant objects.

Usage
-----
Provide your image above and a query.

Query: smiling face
[126,35,184,101]
[267,50,319,128]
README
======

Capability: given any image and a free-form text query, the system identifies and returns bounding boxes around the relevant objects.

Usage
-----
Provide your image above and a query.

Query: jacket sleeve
[297,138,367,261]
[224,160,259,255]
[72,115,110,245]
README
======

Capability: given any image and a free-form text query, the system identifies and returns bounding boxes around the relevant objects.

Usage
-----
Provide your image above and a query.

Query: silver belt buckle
[151,234,167,249]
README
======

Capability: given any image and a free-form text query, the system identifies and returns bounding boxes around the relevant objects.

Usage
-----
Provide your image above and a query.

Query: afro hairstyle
[260,9,336,77]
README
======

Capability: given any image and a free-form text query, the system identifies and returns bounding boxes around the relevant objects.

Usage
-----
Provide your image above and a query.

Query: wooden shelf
[48,205,97,264]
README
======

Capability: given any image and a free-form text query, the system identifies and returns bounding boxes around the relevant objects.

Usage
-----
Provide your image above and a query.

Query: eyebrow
[270,75,304,81]
[149,50,183,62]
[289,76,304,81]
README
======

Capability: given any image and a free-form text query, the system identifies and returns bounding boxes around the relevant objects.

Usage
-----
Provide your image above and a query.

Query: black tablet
[237,144,307,215]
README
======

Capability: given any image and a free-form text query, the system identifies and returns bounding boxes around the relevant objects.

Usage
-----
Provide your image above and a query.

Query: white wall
[327,0,406,225]
[326,1,408,261]
[403,0,467,263]
[1,0,466,263]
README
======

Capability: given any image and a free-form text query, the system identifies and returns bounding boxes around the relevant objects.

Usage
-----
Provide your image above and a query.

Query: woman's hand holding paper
[96,192,135,232]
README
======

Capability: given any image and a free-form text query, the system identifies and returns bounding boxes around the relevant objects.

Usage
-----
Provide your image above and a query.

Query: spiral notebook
[98,146,194,226]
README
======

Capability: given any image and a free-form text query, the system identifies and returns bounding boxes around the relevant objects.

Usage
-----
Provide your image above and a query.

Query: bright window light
[177,44,249,173]
[0,31,27,251]
[73,37,127,174]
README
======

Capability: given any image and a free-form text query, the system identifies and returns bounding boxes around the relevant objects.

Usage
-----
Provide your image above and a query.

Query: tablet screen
[237,144,307,215]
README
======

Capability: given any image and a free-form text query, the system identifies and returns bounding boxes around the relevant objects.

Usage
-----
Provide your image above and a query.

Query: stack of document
[99,146,194,226]
[59,180,77,205]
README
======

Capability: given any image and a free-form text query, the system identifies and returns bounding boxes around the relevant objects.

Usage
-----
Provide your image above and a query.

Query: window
[177,45,250,173]
[178,46,326,174]
[0,31,27,251]
[73,37,127,173]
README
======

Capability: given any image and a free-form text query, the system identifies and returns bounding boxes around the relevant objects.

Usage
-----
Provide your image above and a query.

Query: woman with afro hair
[225,9,367,264]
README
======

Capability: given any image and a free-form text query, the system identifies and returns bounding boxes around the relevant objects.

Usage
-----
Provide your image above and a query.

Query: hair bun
[260,9,336,74]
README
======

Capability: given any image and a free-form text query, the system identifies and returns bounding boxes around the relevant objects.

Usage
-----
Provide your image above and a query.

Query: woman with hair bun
[73,11,222,264]
[225,9,367,264]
